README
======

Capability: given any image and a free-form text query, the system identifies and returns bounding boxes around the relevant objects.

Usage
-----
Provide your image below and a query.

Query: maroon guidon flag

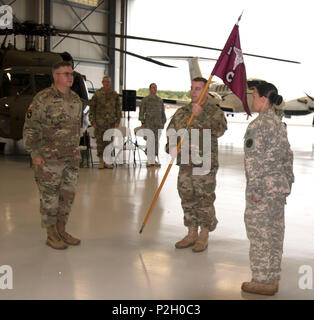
[211,24,250,116]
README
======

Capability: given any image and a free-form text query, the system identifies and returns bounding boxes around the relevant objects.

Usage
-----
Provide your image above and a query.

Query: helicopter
[0,21,179,144]
[0,46,89,140]
[146,56,281,115]
[147,56,314,122]
[0,20,302,144]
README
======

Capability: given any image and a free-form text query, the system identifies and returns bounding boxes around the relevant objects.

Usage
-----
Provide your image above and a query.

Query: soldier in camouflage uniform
[139,83,166,167]
[242,82,294,295]
[166,77,227,252]
[23,61,82,250]
[89,76,122,169]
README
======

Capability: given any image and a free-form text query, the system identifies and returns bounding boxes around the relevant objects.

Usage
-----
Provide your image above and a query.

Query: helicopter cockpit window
[1,73,32,97]
[34,74,52,93]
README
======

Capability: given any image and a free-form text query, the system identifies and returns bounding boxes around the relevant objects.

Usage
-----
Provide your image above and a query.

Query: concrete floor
[0,110,313,300]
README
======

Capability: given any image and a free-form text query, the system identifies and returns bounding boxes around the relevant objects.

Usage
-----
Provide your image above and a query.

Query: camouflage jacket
[166,95,227,168]
[244,109,294,199]
[23,84,82,161]
[139,95,166,128]
[88,88,122,127]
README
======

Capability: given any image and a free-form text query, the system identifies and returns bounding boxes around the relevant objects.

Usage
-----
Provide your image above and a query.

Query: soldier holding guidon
[166,77,227,252]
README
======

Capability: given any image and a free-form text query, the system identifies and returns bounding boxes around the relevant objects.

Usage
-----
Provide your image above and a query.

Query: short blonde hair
[52,61,72,74]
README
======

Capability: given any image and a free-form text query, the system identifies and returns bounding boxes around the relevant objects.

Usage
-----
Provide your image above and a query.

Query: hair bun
[269,92,283,105]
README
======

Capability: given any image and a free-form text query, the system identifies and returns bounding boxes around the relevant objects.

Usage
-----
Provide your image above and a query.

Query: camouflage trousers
[34,160,79,228]
[178,165,218,231]
[244,194,286,284]
[95,125,114,158]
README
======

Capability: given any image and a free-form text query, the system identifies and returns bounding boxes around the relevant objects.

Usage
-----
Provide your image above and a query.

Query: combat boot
[175,227,198,249]
[146,162,154,168]
[241,281,277,296]
[46,225,68,250]
[192,227,209,252]
[274,280,279,293]
[98,157,104,169]
[154,161,161,167]
[56,221,81,246]
[104,163,113,169]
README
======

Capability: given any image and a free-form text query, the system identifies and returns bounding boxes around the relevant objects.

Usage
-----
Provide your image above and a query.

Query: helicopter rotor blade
[147,55,217,61]
[305,92,314,101]
[58,34,176,68]
[0,22,301,64]
[53,29,301,65]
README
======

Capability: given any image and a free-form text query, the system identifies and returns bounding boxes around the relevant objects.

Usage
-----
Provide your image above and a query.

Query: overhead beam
[73,56,109,66]
[52,0,105,50]
[63,0,108,59]
[52,0,109,14]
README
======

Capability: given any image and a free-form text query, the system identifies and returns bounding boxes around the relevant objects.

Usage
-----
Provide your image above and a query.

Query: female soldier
[242,82,294,295]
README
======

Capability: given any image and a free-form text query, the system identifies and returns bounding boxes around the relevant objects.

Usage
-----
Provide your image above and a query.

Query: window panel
[70,0,98,6]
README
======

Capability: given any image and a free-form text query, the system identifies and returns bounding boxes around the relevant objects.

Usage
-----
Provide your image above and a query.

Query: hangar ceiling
[0,0,128,92]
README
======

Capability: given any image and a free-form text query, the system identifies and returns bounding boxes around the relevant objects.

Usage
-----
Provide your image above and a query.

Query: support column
[44,0,52,52]
[108,0,116,86]
[119,0,127,93]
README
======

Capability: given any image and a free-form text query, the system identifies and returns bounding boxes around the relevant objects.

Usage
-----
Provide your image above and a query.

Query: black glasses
[56,72,74,77]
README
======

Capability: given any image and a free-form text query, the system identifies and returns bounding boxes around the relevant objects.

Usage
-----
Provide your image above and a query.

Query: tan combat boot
[146,162,154,168]
[46,225,68,250]
[241,281,277,296]
[56,221,81,246]
[274,280,279,293]
[104,163,113,169]
[175,227,198,249]
[98,157,104,169]
[192,227,209,252]
[154,161,161,167]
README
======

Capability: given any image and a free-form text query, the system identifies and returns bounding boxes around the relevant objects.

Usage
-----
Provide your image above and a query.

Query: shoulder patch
[26,110,33,119]
[246,138,253,148]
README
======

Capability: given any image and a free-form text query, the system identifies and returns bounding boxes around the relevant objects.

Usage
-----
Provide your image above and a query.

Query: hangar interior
[0,0,127,91]
[0,0,314,301]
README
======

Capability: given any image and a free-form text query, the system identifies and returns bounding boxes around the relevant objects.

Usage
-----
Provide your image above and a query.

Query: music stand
[122,89,137,122]
[79,129,94,168]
